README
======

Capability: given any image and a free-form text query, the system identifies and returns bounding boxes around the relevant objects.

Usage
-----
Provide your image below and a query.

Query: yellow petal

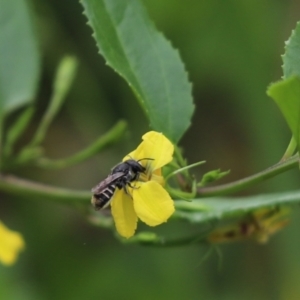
[0,221,25,266]
[111,189,138,238]
[123,131,174,171]
[141,132,174,170]
[133,181,175,226]
[122,132,155,161]
[123,147,144,162]
[151,169,165,185]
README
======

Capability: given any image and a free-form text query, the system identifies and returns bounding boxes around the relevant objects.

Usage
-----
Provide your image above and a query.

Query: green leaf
[267,76,300,146]
[80,0,194,143]
[174,189,300,224]
[198,169,230,187]
[282,21,300,79]
[0,0,40,114]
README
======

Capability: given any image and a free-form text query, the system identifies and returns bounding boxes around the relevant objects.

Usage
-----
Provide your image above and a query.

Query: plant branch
[122,231,209,247]
[1,154,299,204]
[29,56,78,148]
[197,154,299,196]
[0,174,89,202]
[35,120,127,169]
[281,136,297,161]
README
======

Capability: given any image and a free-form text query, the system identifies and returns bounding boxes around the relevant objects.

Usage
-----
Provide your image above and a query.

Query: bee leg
[123,185,133,199]
[128,182,140,190]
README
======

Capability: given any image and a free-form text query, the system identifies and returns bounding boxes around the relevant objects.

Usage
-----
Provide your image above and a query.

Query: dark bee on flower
[91,158,153,210]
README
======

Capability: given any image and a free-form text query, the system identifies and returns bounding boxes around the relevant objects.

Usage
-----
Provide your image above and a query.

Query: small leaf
[282,21,300,79]
[267,76,300,146]
[80,0,194,143]
[198,169,230,187]
[0,0,40,114]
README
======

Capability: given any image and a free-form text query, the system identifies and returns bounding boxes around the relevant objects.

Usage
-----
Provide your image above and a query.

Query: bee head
[125,156,154,172]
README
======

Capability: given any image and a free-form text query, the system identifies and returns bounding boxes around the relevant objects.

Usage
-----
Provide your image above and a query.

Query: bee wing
[91,172,124,194]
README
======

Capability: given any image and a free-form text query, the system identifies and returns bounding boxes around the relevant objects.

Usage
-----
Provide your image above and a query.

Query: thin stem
[197,154,299,196]
[281,136,297,161]
[0,154,298,203]
[123,231,209,247]
[3,107,35,158]
[29,56,78,148]
[0,174,89,202]
[36,120,127,169]
[165,160,205,182]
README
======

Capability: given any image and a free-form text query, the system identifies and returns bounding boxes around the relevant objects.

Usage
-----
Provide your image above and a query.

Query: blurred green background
[1,0,300,299]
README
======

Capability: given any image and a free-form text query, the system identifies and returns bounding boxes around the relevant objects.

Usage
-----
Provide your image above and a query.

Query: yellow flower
[0,220,25,266]
[111,131,175,238]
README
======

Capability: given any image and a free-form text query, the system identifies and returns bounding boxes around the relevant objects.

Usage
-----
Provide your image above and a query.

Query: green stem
[0,174,89,202]
[281,136,297,161]
[165,160,205,182]
[0,154,298,204]
[197,154,299,196]
[3,107,35,158]
[36,120,127,169]
[123,231,209,247]
[29,56,78,148]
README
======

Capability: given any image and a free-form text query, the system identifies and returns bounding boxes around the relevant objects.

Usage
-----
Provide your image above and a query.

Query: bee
[91,158,153,210]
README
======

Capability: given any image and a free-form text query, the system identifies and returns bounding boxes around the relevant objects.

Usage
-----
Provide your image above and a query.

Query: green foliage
[1,56,128,171]
[198,169,230,187]
[175,190,297,224]
[0,0,300,253]
[267,76,300,146]
[268,21,300,152]
[3,107,34,157]
[1,57,79,169]
[80,0,194,143]
[0,0,40,114]
[28,56,78,148]
[125,190,294,245]
[283,21,300,79]
[36,120,127,169]
[1,1,300,298]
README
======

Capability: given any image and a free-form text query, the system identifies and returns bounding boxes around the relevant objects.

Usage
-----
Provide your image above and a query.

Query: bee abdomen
[92,184,116,210]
